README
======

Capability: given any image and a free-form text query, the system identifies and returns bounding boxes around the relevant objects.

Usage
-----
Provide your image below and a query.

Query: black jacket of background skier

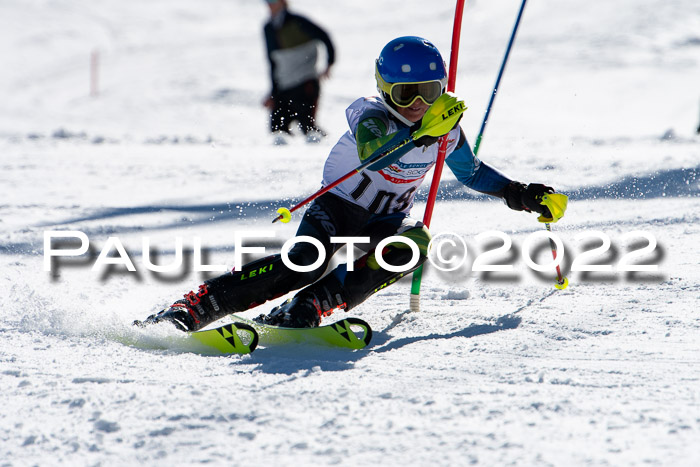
[263,3,335,138]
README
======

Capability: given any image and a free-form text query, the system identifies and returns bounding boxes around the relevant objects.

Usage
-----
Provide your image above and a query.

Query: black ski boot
[254,295,322,328]
[133,284,225,332]
[255,275,348,328]
[133,300,198,332]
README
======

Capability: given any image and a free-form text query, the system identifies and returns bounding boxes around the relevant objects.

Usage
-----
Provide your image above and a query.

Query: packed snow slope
[1,0,699,465]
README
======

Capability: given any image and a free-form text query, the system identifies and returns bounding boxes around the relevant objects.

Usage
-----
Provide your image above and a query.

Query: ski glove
[503,182,554,215]
[411,92,466,147]
[410,124,440,148]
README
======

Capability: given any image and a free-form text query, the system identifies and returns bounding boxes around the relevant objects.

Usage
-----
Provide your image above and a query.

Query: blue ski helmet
[376,36,447,107]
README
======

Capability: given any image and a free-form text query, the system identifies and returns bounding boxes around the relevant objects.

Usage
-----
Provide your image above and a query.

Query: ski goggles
[377,70,446,107]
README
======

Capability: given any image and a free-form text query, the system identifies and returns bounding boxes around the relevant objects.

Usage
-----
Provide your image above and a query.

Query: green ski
[189,321,259,354]
[124,314,370,355]
[227,315,373,350]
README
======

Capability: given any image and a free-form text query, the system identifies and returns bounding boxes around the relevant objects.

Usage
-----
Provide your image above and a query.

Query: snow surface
[2,0,700,465]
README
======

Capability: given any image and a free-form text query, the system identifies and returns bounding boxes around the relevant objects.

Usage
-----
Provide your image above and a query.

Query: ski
[125,315,370,355]
[189,321,259,354]
[226,315,373,350]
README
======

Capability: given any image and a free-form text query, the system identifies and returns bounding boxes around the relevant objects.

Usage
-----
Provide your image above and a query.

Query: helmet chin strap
[378,93,414,127]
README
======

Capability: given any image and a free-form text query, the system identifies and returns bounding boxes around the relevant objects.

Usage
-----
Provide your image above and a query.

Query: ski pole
[272,134,415,223]
[545,222,568,289]
[410,0,529,311]
[539,193,569,289]
[473,0,528,155]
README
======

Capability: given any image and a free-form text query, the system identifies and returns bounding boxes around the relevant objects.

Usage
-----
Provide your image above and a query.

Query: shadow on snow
[433,165,698,202]
[234,313,522,375]
[1,166,696,257]
[43,165,699,228]
[370,313,522,354]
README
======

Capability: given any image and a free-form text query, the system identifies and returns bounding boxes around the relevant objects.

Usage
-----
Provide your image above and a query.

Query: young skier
[136,36,564,331]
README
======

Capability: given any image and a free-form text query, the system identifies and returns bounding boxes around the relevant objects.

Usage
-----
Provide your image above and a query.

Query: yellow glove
[538,193,568,223]
[411,92,466,142]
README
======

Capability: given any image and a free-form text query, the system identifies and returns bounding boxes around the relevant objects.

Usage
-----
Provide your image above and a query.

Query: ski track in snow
[2,0,700,465]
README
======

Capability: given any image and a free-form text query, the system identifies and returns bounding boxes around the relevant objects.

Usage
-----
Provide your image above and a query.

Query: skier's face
[267,0,285,15]
[396,98,430,123]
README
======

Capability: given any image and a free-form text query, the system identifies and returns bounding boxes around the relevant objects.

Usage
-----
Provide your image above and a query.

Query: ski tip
[341,317,373,348]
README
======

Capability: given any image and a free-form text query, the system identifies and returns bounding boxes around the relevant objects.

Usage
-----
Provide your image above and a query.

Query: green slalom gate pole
[410,0,529,312]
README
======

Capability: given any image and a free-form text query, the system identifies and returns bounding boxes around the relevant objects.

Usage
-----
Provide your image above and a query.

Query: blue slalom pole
[472,0,528,155]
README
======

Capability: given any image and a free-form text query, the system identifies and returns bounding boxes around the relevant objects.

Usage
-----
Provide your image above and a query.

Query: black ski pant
[270,79,321,135]
[203,193,431,321]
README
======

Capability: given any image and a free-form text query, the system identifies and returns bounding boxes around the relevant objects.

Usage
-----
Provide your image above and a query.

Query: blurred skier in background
[136,36,566,331]
[262,0,335,145]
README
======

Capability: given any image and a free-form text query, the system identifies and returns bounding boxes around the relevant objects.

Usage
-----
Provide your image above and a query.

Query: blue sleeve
[445,133,512,197]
